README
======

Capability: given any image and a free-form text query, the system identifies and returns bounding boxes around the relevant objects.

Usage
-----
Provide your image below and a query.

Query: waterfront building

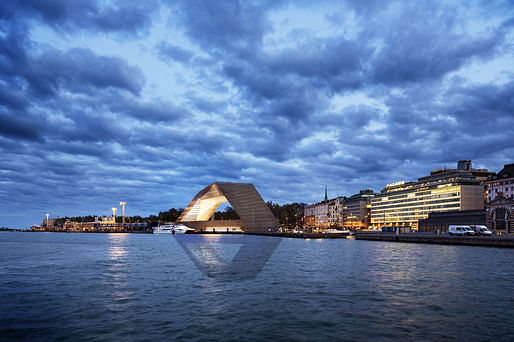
[418,209,486,233]
[328,197,345,226]
[453,160,496,181]
[304,204,315,227]
[314,200,330,228]
[41,217,56,228]
[370,161,489,230]
[486,163,514,202]
[33,216,148,233]
[303,187,334,229]
[303,200,331,229]
[342,190,374,230]
[483,163,514,233]
[486,195,514,233]
[30,224,44,231]
[178,182,279,232]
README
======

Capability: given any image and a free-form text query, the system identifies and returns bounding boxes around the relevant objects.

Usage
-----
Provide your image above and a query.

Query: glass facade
[371,171,484,230]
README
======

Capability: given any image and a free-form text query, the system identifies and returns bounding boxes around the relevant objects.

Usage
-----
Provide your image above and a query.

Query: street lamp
[45,213,50,228]
[120,202,126,224]
[112,207,117,223]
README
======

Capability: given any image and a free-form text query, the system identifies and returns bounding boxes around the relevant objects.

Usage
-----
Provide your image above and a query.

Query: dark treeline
[155,208,184,223]
[51,202,303,227]
[267,202,305,227]
[214,207,240,220]
[53,216,98,226]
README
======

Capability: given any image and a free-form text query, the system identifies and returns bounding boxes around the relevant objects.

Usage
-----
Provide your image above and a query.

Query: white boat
[326,229,350,234]
[153,223,194,234]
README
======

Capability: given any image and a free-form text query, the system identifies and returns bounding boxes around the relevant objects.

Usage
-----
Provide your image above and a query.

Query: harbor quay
[354,231,514,248]
[24,224,514,249]
[230,230,514,248]
[232,231,351,239]
[191,227,514,248]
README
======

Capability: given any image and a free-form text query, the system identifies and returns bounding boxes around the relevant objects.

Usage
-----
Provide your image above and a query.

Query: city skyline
[1,1,513,227]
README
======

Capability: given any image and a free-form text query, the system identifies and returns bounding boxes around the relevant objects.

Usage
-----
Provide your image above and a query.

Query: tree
[158,208,183,222]
[214,206,240,220]
[267,201,305,227]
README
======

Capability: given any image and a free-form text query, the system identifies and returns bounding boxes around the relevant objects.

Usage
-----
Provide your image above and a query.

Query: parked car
[448,225,475,236]
[469,225,493,236]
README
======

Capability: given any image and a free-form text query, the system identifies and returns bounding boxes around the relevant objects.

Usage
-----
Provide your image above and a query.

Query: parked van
[448,225,475,236]
[469,225,493,236]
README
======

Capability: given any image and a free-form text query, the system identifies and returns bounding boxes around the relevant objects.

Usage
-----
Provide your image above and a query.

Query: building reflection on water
[175,235,281,281]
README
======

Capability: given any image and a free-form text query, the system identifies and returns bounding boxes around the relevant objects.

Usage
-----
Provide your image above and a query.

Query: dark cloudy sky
[1,1,513,227]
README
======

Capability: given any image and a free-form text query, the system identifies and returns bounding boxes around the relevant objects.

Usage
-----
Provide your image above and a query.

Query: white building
[487,164,514,202]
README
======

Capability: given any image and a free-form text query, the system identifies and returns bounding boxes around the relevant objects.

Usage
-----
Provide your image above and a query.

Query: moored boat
[153,223,194,234]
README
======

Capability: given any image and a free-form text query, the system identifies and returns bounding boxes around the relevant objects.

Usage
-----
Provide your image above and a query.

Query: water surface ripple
[1,232,513,341]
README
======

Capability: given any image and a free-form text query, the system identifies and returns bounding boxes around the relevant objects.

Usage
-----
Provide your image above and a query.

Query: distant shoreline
[0,229,152,234]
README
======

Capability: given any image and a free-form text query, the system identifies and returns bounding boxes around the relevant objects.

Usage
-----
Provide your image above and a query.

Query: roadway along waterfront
[354,232,514,248]
[200,230,514,247]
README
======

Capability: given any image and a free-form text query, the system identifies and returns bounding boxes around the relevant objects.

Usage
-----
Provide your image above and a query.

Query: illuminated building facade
[486,163,514,201]
[486,196,514,233]
[178,182,280,232]
[371,161,488,230]
[328,197,344,226]
[485,163,514,233]
[304,200,331,228]
[33,216,148,232]
[314,201,329,227]
[342,190,374,230]
[304,204,315,227]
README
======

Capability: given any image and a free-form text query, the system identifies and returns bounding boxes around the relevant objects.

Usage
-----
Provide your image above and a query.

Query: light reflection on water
[1,232,514,341]
[104,234,135,311]
[108,233,129,260]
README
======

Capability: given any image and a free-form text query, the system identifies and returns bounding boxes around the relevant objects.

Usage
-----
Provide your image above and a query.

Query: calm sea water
[1,231,514,341]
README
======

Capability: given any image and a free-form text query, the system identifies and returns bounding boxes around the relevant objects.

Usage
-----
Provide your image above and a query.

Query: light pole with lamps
[112,207,117,224]
[120,202,126,224]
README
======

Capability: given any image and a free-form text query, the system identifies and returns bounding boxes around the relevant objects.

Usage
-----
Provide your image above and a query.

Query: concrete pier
[192,231,350,238]
[244,232,350,239]
[354,232,514,248]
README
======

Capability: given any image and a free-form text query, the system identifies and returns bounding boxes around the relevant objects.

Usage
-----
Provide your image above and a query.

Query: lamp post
[120,202,126,225]
[45,213,50,228]
[112,207,117,224]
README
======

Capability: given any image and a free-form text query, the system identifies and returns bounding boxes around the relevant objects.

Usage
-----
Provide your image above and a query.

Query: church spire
[324,184,328,201]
